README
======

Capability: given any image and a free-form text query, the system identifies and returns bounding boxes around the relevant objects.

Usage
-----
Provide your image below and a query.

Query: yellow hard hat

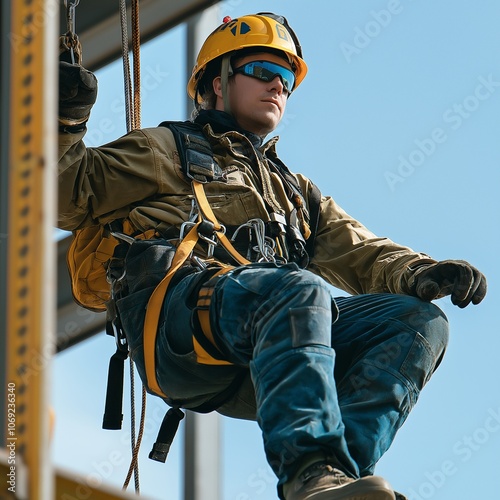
[187,12,308,100]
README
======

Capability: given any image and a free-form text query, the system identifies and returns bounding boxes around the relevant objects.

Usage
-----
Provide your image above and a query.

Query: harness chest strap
[191,180,253,266]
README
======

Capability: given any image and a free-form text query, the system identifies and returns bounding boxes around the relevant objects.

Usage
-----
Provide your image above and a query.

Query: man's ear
[213,76,223,98]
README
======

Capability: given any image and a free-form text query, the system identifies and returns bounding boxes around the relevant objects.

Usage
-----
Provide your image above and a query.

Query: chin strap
[220,54,232,115]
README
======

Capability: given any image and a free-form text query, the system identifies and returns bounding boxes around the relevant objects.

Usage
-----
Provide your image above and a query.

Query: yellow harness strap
[192,180,251,267]
[142,181,251,398]
[193,265,234,365]
[143,221,201,398]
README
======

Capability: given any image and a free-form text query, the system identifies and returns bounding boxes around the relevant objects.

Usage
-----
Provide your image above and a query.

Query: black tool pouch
[115,238,197,368]
[121,238,178,295]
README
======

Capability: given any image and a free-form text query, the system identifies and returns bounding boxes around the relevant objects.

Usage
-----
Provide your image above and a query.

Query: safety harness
[62,0,321,488]
[102,120,323,466]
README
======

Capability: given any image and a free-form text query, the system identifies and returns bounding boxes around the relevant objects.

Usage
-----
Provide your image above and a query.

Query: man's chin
[236,115,280,136]
[255,118,281,136]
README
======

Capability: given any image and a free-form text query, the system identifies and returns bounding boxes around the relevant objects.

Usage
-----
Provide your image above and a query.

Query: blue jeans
[118,262,449,488]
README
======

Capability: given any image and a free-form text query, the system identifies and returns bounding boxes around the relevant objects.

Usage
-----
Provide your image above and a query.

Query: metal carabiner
[179,199,201,241]
[198,230,220,258]
[231,221,254,242]
[179,221,197,241]
[255,236,276,263]
[64,0,80,63]
[187,198,199,222]
[65,0,80,33]
[231,218,276,263]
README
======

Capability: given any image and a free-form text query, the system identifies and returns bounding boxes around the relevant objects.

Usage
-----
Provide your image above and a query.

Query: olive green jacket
[58,122,435,296]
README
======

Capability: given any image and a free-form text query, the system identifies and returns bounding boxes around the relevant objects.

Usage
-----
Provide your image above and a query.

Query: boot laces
[300,463,349,485]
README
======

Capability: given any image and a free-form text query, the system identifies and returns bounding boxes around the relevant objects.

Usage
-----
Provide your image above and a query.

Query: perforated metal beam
[0,451,147,500]
[1,0,58,497]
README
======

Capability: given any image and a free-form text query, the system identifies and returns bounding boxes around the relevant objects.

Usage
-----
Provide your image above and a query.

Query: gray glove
[59,61,97,127]
[409,260,487,308]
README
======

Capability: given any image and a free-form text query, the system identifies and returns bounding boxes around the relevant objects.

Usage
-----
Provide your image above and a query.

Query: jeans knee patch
[400,331,435,390]
[289,306,332,348]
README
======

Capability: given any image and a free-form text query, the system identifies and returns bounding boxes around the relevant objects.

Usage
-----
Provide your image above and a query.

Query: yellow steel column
[5,0,58,498]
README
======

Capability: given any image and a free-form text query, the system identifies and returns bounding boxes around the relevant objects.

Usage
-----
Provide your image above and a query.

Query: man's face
[213,52,293,136]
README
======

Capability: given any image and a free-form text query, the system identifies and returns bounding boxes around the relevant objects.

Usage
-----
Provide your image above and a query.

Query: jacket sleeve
[58,127,175,230]
[296,175,436,296]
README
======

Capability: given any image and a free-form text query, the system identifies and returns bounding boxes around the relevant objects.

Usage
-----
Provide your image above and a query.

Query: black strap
[149,369,247,463]
[248,144,324,263]
[267,154,306,207]
[102,345,128,430]
[149,408,185,463]
[159,120,223,182]
[267,156,323,264]
[305,183,322,260]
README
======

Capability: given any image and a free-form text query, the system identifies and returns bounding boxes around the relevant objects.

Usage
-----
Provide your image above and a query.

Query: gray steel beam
[184,411,222,500]
[58,0,220,71]
[183,7,222,500]
[186,4,221,117]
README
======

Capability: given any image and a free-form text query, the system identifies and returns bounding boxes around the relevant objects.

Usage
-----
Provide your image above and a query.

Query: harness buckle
[191,255,208,270]
[106,231,135,286]
[197,220,225,258]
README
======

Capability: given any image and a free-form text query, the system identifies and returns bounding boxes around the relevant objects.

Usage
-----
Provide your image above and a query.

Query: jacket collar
[194,110,264,148]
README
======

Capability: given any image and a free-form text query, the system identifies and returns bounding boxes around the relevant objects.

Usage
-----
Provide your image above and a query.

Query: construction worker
[58,13,486,500]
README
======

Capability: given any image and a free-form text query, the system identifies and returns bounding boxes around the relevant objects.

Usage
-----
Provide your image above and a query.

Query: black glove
[409,260,487,308]
[59,61,97,126]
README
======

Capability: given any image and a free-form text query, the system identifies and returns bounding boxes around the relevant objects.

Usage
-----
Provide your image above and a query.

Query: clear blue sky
[53,1,500,499]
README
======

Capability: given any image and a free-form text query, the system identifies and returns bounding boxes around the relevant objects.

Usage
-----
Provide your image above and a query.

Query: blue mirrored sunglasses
[232,61,296,93]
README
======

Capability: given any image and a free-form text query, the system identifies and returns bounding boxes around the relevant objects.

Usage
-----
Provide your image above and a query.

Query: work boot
[284,462,395,500]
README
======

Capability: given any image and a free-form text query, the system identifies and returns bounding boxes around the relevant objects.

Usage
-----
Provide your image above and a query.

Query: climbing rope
[61,0,146,492]
[131,0,141,129]
[119,0,141,132]
[119,0,133,131]
[122,358,147,492]
[118,0,147,493]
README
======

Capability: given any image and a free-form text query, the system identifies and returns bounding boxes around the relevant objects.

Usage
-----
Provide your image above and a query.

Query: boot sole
[299,475,395,500]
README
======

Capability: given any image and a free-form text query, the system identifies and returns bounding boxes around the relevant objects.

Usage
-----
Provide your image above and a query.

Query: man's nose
[269,75,286,94]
